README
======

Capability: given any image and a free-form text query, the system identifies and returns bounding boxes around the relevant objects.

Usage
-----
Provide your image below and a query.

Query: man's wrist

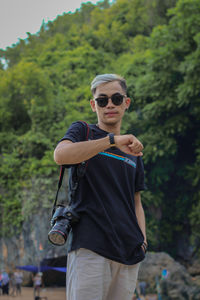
[108,133,116,147]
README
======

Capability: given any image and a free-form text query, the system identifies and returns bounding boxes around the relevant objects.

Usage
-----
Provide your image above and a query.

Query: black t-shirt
[61,121,146,265]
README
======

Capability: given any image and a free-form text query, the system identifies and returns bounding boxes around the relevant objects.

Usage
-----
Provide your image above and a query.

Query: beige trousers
[66,248,140,300]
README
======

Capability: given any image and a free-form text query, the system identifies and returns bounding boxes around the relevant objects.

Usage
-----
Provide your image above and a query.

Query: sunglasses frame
[94,93,126,107]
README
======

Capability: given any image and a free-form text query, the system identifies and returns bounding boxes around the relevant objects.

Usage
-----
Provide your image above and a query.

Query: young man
[54,74,147,300]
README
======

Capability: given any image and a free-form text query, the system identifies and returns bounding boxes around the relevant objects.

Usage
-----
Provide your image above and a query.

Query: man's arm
[134,191,147,252]
[54,134,144,165]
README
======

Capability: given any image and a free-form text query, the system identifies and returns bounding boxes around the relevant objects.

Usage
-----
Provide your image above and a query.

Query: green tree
[117,0,200,256]
[1,0,197,260]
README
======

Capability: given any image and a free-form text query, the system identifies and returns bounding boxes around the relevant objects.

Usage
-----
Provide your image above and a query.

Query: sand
[0,287,66,300]
[0,287,158,300]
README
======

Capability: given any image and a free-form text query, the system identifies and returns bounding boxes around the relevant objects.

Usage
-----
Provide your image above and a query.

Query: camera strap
[52,121,91,214]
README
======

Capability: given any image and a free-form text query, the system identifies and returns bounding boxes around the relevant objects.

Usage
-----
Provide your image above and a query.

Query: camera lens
[48,229,66,246]
[48,206,80,246]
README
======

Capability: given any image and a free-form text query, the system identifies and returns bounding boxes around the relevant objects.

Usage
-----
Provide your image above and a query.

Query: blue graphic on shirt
[99,151,136,168]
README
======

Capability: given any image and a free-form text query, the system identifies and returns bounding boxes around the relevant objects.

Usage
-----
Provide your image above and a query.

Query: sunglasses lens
[111,94,124,106]
[95,94,124,107]
[96,97,108,107]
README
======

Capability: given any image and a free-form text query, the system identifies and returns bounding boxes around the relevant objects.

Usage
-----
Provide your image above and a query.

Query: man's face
[90,81,130,127]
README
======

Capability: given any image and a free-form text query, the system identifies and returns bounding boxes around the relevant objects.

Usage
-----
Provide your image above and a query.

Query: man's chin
[104,119,119,126]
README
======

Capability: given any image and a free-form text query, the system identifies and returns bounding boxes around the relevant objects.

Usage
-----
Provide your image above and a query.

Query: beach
[0,287,66,300]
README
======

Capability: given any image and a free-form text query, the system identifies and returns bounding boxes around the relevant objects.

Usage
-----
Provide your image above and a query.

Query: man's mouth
[105,112,118,116]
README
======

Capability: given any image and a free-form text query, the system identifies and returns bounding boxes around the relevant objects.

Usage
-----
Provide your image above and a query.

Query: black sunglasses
[95,93,126,107]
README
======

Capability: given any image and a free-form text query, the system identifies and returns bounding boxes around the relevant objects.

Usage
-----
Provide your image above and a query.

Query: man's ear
[90,99,96,112]
[125,97,131,110]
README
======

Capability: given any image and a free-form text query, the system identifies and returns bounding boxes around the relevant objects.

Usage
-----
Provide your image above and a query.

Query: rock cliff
[139,252,200,299]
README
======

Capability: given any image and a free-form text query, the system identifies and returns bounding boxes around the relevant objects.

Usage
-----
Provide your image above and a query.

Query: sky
[0,0,101,50]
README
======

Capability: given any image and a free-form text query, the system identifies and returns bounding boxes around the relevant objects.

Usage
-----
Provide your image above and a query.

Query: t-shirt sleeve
[59,121,86,144]
[135,156,147,192]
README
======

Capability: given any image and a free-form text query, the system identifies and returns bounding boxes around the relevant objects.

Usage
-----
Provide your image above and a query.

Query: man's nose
[106,98,114,107]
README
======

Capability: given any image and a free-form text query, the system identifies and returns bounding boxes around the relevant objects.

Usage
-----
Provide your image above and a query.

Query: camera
[48,205,80,246]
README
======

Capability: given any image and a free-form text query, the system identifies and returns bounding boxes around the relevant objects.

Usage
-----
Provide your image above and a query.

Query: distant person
[0,272,2,295]
[139,281,147,297]
[1,271,10,295]
[53,74,148,300]
[14,269,23,295]
[9,272,17,296]
[33,272,42,298]
[161,269,169,280]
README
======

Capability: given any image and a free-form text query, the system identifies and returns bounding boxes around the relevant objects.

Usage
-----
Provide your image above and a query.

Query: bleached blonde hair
[91,74,127,95]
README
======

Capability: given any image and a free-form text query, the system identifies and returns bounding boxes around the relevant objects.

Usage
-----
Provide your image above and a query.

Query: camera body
[48,205,80,246]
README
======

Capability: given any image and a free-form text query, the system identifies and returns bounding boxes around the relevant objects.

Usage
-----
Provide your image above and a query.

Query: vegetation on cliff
[0,0,200,259]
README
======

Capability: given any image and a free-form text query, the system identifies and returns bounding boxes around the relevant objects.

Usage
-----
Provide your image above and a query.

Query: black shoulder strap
[52,121,91,213]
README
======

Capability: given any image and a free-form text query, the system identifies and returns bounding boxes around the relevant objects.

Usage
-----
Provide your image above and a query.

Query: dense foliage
[0,0,199,259]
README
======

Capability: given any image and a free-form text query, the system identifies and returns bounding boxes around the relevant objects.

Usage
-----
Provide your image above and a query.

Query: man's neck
[97,122,121,135]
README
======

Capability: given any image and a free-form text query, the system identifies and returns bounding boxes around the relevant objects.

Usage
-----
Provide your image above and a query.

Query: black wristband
[142,242,148,253]
[108,133,115,147]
